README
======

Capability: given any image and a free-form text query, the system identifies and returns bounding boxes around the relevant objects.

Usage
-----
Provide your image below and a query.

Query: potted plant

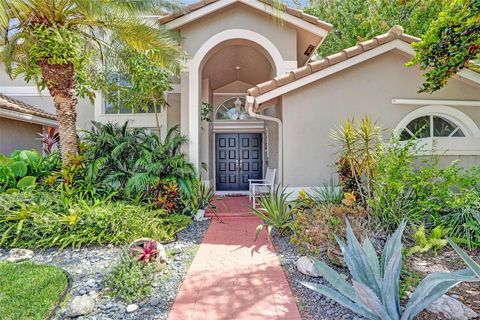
[191,183,220,221]
[129,238,167,266]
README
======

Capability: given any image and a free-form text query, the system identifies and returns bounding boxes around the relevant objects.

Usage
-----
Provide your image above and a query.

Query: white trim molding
[392,98,480,107]
[164,0,330,38]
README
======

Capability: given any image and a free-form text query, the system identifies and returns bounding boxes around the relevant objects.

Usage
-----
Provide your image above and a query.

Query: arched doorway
[185,29,285,191]
[191,33,280,191]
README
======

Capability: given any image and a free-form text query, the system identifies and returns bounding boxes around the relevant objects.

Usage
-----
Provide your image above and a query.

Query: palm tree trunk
[39,61,78,164]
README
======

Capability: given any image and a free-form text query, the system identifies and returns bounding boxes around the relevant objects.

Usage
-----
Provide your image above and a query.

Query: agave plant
[301,220,478,320]
[251,185,295,240]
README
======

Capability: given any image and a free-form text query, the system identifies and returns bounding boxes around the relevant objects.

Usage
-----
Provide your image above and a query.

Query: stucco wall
[282,50,480,187]
[179,4,297,61]
[0,118,43,155]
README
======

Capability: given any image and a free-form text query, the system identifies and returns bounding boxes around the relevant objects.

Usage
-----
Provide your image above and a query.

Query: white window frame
[394,105,480,156]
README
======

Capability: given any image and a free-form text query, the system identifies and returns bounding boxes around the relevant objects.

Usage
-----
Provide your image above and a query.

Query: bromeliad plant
[131,240,159,263]
[301,220,478,320]
[251,185,295,240]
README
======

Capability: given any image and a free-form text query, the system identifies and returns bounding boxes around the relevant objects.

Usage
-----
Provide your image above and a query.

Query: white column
[187,65,200,171]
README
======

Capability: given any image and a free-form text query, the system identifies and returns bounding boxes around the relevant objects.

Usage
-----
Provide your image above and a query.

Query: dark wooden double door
[215,133,262,191]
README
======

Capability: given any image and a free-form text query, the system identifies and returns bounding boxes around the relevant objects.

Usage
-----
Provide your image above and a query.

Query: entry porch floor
[168,197,301,320]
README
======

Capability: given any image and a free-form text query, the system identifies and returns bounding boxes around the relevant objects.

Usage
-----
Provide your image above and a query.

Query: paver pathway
[168,203,302,320]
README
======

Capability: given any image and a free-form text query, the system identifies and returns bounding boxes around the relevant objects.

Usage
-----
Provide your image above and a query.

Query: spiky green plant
[447,212,480,280]
[251,185,295,240]
[308,177,344,205]
[301,220,478,320]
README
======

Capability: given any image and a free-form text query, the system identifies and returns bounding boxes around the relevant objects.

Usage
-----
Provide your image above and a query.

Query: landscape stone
[7,249,34,262]
[427,294,478,320]
[296,256,321,277]
[126,304,139,313]
[66,295,95,317]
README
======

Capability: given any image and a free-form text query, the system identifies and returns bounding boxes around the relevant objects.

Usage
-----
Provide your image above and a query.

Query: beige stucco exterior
[0,118,43,155]
[281,50,480,187]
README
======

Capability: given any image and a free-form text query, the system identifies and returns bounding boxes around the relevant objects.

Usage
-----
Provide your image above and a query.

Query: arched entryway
[185,29,286,191]
[187,31,282,191]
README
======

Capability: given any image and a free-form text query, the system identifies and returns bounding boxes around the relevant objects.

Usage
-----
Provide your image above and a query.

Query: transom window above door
[215,97,254,120]
[399,115,466,140]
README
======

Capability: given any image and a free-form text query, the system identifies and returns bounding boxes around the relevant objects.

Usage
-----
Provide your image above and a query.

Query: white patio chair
[249,168,276,207]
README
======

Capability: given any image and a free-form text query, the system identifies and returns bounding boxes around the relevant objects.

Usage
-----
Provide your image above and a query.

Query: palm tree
[0,0,183,164]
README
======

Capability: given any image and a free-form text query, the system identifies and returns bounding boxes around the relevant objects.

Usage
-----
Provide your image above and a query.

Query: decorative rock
[86,279,96,287]
[427,294,478,320]
[66,295,95,317]
[296,256,321,277]
[7,249,34,262]
[126,304,139,313]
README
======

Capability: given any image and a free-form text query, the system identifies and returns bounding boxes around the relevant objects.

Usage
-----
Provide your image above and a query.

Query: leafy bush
[0,149,60,192]
[301,220,478,320]
[104,249,157,302]
[251,186,295,239]
[407,225,448,256]
[290,204,367,257]
[152,177,181,214]
[82,122,196,208]
[0,190,191,249]
[371,138,480,247]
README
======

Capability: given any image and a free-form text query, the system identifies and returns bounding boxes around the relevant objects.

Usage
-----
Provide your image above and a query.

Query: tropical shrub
[290,204,367,257]
[82,122,196,204]
[0,149,60,191]
[104,249,157,302]
[0,190,191,249]
[407,225,448,256]
[301,220,478,320]
[152,177,181,214]
[371,138,480,247]
[330,116,383,206]
[251,186,295,239]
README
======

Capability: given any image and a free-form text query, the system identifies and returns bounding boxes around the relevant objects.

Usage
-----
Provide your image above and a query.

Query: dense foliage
[82,122,196,203]
[407,0,480,92]
[303,0,445,57]
[0,190,191,249]
[0,262,68,320]
[371,138,480,247]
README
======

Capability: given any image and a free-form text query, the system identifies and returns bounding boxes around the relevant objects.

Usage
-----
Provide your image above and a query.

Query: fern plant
[301,220,478,320]
[407,225,448,256]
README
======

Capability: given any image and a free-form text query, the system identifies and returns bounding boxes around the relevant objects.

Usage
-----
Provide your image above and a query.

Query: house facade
[1,0,479,193]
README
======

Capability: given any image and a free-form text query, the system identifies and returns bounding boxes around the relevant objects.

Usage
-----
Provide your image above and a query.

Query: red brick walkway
[168,200,301,320]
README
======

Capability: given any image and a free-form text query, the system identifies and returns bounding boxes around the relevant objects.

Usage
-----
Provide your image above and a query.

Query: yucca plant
[308,177,344,206]
[251,185,295,240]
[301,220,478,320]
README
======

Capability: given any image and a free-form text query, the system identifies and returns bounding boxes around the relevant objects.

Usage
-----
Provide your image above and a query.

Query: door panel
[216,133,262,191]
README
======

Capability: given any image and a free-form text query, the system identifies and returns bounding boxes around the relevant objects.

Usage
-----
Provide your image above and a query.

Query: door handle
[235,159,240,171]
[239,159,243,171]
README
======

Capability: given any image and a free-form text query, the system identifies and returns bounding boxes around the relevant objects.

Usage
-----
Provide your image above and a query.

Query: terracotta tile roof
[248,25,417,97]
[158,0,333,31]
[0,94,56,121]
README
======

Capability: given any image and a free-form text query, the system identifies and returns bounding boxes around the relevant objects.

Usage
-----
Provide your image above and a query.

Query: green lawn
[0,262,68,320]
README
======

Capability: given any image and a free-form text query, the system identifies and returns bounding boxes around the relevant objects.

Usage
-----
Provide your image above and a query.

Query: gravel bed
[272,234,363,320]
[0,220,210,320]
